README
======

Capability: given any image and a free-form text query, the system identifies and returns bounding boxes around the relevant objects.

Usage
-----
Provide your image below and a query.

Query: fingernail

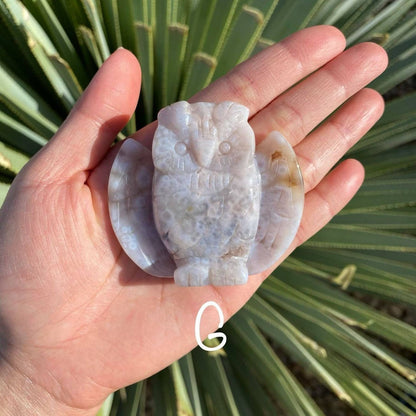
[117,46,125,50]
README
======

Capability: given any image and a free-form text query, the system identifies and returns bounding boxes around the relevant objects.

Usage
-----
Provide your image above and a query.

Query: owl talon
[210,259,248,286]
[174,263,210,286]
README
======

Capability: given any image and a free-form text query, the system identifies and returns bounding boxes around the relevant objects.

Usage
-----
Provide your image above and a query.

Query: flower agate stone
[108,101,304,286]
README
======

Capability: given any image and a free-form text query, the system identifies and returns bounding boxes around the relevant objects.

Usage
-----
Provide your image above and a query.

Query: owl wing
[247,131,304,275]
[108,138,175,277]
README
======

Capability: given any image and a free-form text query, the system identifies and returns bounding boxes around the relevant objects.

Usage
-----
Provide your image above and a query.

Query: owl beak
[192,139,216,168]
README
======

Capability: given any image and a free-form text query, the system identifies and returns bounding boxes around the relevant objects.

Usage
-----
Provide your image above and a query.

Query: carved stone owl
[108,101,304,286]
[152,101,261,285]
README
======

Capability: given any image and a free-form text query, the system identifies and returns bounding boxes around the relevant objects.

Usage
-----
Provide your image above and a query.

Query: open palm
[0,26,387,415]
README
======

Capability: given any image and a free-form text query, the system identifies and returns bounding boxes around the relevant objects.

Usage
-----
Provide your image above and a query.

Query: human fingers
[296,88,384,193]
[27,48,141,184]
[192,25,346,114]
[294,159,365,248]
[250,42,388,144]
[91,27,344,194]
[134,25,346,148]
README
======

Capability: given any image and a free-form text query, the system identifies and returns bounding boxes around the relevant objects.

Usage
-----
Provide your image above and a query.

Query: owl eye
[219,141,231,154]
[174,141,188,155]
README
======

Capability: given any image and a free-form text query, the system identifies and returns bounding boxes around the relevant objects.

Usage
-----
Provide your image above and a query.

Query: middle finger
[249,42,388,145]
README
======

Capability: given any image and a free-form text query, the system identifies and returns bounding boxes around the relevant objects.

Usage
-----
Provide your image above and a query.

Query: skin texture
[0,26,387,415]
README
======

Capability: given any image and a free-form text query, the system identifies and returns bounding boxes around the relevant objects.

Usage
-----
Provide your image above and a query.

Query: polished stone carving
[108,101,303,286]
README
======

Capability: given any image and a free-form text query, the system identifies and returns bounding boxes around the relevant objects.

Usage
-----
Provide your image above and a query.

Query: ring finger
[296,87,385,193]
[249,42,388,145]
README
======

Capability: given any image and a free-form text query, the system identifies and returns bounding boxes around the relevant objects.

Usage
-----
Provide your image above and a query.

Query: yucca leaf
[305,0,370,28]
[295,254,416,307]
[336,0,391,37]
[134,0,150,24]
[80,0,110,60]
[4,0,56,54]
[46,0,96,74]
[385,32,416,63]
[96,393,114,416]
[0,110,47,155]
[332,211,416,230]
[134,22,154,123]
[170,361,195,416]
[346,0,416,45]
[383,10,416,48]
[229,314,325,415]
[260,289,416,391]
[133,0,148,25]
[295,246,416,287]
[318,355,412,416]
[351,118,416,155]
[196,0,239,58]
[276,271,416,350]
[115,382,145,416]
[29,36,77,110]
[151,367,177,416]
[165,23,189,106]
[251,37,275,55]
[212,5,264,79]
[0,0,60,104]
[306,224,416,252]
[350,91,416,155]
[359,144,416,178]
[0,65,60,137]
[49,54,83,100]
[320,0,377,26]
[241,0,280,57]
[153,0,171,110]
[243,295,354,403]
[371,47,416,94]
[362,87,416,125]
[225,348,281,416]
[0,180,11,204]
[214,0,279,79]
[0,163,14,184]
[53,0,91,31]
[20,0,87,85]
[338,179,416,212]
[263,0,324,40]
[99,0,122,49]
[3,0,84,107]
[0,162,14,182]
[179,52,217,100]
[192,347,240,416]
[367,249,416,265]
[78,25,103,66]
[178,354,203,416]
[182,0,217,66]
[117,0,136,52]
[391,387,416,415]
[0,141,29,174]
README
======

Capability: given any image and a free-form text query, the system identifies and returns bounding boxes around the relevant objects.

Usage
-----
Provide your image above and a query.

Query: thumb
[27,48,141,184]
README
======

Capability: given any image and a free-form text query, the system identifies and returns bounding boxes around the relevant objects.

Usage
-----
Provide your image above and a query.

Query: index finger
[192,25,346,114]
[136,25,346,147]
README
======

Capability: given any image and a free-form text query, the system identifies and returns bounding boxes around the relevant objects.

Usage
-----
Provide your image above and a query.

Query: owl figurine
[108,101,304,286]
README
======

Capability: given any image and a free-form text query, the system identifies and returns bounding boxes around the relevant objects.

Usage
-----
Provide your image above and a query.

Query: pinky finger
[294,159,365,247]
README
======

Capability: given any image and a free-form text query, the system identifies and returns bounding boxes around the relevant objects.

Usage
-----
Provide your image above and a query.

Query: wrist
[0,357,97,416]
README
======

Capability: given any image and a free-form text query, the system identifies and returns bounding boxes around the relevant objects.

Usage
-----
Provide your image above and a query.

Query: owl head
[152,101,255,174]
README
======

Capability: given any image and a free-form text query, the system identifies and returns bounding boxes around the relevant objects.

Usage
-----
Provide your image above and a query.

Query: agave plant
[1,0,416,415]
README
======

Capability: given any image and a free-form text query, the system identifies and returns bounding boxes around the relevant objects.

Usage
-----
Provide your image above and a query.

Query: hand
[0,26,387,415]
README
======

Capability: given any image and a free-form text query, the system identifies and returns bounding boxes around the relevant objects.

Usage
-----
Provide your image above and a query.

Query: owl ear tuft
[157,101,190,132]
[213,101,249,124]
